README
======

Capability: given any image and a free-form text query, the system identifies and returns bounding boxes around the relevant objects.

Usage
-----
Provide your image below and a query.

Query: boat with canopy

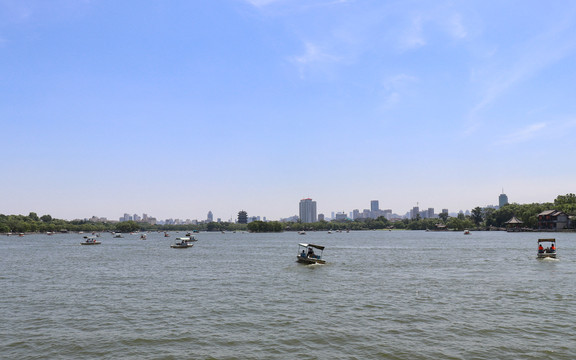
[297,243,326,264]
[537,238,557,259]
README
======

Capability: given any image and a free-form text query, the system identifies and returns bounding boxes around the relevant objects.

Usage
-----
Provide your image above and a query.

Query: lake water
[1,230,575,359]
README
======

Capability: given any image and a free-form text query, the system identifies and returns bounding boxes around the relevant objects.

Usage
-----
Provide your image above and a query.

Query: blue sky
[1,0,576,221]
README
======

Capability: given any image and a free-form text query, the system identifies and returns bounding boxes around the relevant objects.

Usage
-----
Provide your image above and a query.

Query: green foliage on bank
[0,194,574,234]
[247,221,283,232]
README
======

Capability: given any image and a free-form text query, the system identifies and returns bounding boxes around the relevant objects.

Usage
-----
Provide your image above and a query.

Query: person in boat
[301,250,306,258]
[550,243,556,252]
[538,244,544,253]
[307,247,315,258]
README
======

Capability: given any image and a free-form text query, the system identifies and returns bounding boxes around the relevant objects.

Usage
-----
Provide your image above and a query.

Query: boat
[537,238,557,259]
[298,231,306,235]
[113,233,123,238]
[80,236,101,245]
[464,229,470,235]
[140,234,147,240]
[297,243,326,264]
[170,237,196,248]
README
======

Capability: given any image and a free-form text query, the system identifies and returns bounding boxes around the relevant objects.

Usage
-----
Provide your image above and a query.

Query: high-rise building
[370,200,379,212]
[207,211,213,222]
[299,198,317,223]
[499,192,509,208]
[411,206,420,219]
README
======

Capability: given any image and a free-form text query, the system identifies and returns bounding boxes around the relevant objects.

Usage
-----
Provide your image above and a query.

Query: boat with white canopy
[297,243,326,264]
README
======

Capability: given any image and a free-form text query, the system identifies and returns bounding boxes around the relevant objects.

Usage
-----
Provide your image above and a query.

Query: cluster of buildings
[296,192,511,224]
[88,192,513,225]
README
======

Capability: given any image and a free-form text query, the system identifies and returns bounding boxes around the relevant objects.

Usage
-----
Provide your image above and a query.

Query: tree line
[1,194,574,234]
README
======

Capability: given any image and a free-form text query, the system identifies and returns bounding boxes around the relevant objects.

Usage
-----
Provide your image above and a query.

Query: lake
[1,230,575,359]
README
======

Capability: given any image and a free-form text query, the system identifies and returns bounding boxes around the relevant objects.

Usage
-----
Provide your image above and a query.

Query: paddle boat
[80,236,101,245]
[537,238,557,259]
[170,237,196,248]
[297,243,326,264]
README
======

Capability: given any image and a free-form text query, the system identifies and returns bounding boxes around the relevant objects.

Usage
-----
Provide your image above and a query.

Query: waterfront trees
[1,193,575,234]
[471,207,483,226]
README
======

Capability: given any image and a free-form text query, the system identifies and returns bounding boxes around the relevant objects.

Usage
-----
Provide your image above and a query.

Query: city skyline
[87,191,508,224]
[1,1,575,221]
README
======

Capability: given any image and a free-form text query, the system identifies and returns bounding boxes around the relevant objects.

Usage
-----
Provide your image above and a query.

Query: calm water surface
[1,231,576,359]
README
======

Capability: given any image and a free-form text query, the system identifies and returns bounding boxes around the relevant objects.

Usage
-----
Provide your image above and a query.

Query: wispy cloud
[399,16,426,50]
[466,14,576,134]
[244,0,282,8]
[380,74,418,109]
[448,13,467,39]
[292,42,340,64]
[290,42,343,78]
[497,122,547,145]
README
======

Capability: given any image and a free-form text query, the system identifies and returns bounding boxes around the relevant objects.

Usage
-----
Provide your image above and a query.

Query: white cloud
[499,122,547,145]
[379,73,418,109]
[292,42,340,64]
[448,13,467,39]
[399,16,426,50]
[244,0,282,7]
[466,17,576,134]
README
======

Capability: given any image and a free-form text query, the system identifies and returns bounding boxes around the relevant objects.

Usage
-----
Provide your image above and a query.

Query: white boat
[464,229,470,235]
[80,236,101,245]
[170,237,196,248]
[297,243,326,264]
[537,238,557,259]
[140,234,147,240]
[298,231,306,235]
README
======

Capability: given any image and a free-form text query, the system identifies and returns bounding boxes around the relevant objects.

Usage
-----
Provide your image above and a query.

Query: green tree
[438,212,449,223]
[471,207,483,227]
[28,212,39,222]
[115,221,139,233]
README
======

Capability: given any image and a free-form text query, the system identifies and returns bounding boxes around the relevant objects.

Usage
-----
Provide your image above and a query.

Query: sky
[1,0,576,221]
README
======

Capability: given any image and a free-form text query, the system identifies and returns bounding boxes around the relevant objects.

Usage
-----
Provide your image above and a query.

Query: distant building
[318,213,325,221]
[499,192,509,208]
[237,210,248,224]
[334,212,348,221]
[120,213,132,222]
[299,198,317,223]
[382,209,392,219]
[411,206,420,220]
[370,200,379,212]
[352,209,360,220]
[207,211,213,222]
[538,210,569,231]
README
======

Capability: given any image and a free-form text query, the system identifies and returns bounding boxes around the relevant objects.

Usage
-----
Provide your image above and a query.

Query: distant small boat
[81,236,101,245]
[170,236,196,248]
[537,238,557,259]
[140,234,147,240]
[113,233,123,238]
[298,231,306,235]
[464,230,470,235]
